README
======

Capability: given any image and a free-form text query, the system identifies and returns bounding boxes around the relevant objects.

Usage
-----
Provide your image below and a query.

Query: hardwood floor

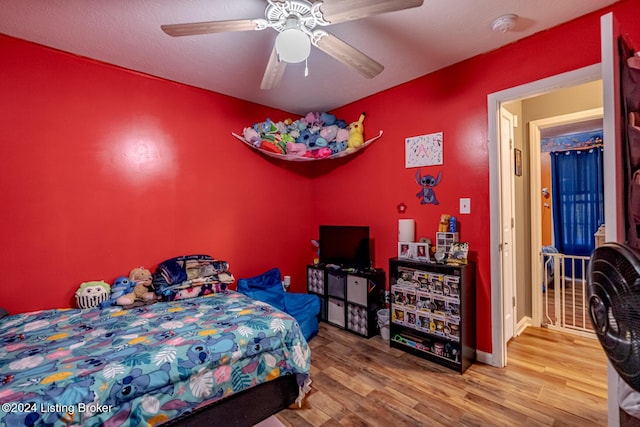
[276,323,608,426]
[544,282,594,332]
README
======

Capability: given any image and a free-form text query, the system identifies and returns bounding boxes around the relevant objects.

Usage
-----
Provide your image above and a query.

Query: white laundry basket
[377,309,390,340]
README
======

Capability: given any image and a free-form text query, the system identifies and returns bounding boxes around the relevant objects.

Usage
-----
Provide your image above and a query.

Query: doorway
[488,64,602,368]
[529,107,603,334]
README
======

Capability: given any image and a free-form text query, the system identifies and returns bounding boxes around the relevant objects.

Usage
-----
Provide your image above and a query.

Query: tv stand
[307,264,385,338]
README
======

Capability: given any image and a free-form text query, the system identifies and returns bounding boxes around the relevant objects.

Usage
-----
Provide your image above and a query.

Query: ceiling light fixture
[491,14,518,33]
[275,17,311,63]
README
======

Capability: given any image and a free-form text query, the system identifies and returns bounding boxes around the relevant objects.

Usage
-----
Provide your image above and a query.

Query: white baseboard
[516,316,531,336]
[476,350,495,366]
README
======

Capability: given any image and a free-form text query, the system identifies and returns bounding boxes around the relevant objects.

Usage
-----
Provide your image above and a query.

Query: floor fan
[587,242,640,422]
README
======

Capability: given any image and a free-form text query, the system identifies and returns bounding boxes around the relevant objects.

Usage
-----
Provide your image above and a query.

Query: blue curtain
[550,147,604,267]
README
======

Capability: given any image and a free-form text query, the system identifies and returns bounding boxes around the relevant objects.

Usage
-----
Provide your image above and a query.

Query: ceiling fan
[161,0,424,90]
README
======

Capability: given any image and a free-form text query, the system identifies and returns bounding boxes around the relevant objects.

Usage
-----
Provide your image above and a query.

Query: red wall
[1,0,640,355]
[0,35,315,314]
[321,0,640,353]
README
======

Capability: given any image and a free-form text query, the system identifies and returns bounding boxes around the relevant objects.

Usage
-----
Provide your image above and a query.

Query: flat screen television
[319,225,370,270]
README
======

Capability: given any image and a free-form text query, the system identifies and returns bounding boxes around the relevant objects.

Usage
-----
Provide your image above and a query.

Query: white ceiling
[540,118,604,138]
[0,0,619,115]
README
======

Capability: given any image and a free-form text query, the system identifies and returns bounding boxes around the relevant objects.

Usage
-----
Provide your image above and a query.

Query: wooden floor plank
[276,324,608,426]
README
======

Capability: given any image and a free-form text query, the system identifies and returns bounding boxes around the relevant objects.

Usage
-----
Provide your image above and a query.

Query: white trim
[488,63,601,368]
[516,315,531,337]
[601,13,623,245]
[601,12,623,427]
[528,108,603,328]
[500,106,517,343]
[475,350,493,366]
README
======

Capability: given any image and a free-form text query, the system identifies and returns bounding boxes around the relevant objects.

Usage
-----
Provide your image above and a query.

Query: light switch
[460,198,471,214]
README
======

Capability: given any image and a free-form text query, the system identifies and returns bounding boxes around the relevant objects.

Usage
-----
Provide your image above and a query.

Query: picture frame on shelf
[398,242,416,259]
[447,242,469,265]
[415,242,430,262]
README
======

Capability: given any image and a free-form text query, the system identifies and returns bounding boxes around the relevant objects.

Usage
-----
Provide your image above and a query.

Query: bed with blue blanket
[0,291,311,427]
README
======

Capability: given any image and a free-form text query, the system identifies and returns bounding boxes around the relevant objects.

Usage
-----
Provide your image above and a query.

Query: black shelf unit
[389,257,476,373]
[307,265,385,338]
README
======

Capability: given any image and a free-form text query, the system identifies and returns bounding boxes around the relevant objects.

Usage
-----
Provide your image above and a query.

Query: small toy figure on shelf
[449,216,457,233]
[438,214,450,232]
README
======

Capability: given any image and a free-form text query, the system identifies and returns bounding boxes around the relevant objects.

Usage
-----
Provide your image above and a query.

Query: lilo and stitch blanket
[153,254,236,302]
[0,291,311,426]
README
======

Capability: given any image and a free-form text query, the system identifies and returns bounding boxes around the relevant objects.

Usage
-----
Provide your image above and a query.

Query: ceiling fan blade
[314,31,383,79]
[261,46,287,90]
[319,0,424,24]
[161,19,260,37]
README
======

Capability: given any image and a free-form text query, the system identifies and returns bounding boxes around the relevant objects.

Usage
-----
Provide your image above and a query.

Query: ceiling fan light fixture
[276,28,311,63]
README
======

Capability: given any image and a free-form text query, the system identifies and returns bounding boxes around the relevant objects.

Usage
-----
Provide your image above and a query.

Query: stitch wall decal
[416,170,442,205]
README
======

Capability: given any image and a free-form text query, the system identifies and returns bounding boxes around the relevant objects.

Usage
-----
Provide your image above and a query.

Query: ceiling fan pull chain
[305,58,309,77]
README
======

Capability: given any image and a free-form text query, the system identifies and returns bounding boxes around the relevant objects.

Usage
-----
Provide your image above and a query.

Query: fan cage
[588,242,640,392]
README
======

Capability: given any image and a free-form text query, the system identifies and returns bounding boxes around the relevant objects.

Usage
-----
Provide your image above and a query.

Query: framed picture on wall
[405,132,443,168]
[514,148,523,176]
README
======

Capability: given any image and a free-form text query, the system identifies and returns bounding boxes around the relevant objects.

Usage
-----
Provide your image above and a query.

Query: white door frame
[528,108,603,327]
[601,12,625,427]
[487,64,601,368]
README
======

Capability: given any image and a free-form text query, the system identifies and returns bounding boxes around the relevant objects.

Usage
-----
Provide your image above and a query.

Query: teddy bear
[438,214,451,232]
[116,266,156,306]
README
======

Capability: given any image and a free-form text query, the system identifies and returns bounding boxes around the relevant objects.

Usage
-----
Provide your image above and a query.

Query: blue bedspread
[0,291,311,426]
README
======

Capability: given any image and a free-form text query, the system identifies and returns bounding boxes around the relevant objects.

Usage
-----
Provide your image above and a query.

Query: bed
[0,290,311,427]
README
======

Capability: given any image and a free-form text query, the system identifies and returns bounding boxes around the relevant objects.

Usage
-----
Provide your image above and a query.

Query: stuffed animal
[315,137,328,147]
[242,127,260,147]
[328,140,348,154]
[347,112,366,150]
[75,280,111,309]
[438,214,451,232]
[304,147,332,159]
[117,267,156,306]
[304,112,321,127]
[100,276,135,308]
[241,111,366,158]
[335,128,349,143]
[319,125,338,142]
[286,142,307,156]
[320,112,337,126]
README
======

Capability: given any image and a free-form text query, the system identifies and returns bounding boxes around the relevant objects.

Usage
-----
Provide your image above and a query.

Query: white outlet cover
[460,198,471,214]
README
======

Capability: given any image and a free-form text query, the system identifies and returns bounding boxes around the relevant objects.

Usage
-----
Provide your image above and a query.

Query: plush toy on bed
[116,267,156,306]
[75,280,111,309]
[99,276,134,308]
